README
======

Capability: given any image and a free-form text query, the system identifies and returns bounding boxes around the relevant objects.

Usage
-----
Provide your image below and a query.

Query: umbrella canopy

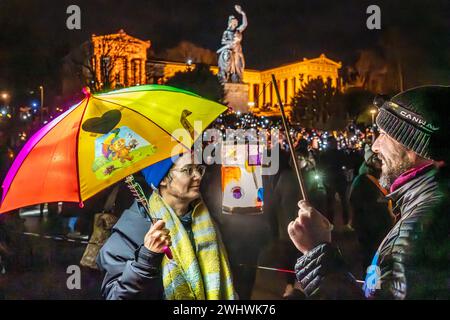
[0,85,226,213]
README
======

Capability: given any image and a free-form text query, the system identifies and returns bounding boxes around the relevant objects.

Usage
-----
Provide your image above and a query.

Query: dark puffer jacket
[295,165,450,299]
[97,201,164,300]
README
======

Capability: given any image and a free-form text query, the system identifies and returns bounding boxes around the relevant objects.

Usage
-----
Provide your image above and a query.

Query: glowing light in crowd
[19,132,27,141]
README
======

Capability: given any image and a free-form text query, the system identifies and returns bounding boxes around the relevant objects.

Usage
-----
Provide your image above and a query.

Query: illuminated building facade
[64,30,342,119]
[148,54,342,118]
[90,30,150,88]
[62,30,150,96]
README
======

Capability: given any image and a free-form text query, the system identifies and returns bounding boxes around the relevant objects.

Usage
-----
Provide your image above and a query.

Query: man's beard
[379,156,414,190]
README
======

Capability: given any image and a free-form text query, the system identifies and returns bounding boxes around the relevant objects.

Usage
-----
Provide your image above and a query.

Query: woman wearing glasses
[97,152,236,300]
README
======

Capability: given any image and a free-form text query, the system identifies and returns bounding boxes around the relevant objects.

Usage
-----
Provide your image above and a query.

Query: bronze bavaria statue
[217,5,247,84]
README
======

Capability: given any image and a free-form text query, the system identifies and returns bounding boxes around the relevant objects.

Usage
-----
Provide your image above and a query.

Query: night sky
[0,0,449,101]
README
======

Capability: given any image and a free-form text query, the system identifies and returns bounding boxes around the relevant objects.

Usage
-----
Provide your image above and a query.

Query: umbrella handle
[163,246,173,259]
[125,176,173,259]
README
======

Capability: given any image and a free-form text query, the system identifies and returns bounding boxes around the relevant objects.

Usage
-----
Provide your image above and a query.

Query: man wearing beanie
[288,85,449,299]
[97,152,236,300]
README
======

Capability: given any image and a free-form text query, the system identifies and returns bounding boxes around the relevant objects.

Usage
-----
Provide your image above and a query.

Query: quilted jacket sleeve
[294,243,364,299]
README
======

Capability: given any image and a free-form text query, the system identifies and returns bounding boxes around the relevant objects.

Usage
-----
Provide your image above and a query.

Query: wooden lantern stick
[271,74,308,202]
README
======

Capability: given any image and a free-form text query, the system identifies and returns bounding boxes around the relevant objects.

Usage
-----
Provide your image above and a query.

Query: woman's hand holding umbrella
[144,220,172,256]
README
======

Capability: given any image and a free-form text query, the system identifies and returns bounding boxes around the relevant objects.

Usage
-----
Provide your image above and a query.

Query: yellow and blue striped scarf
[148,191,236,300]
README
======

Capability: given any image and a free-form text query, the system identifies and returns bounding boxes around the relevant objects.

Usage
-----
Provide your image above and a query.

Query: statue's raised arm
[234,5,247,33]
[217,4,247,83]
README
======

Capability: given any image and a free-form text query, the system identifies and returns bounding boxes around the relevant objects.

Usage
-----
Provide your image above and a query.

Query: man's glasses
[171,164,206,178]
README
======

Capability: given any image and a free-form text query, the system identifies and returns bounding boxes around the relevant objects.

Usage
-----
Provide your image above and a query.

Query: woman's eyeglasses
[171,164,206,178]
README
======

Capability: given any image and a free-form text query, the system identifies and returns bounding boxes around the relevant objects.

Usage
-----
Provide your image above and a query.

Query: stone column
[141,59,146,85]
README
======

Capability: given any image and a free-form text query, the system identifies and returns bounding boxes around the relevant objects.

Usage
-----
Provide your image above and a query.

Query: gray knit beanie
[374,85,450,160]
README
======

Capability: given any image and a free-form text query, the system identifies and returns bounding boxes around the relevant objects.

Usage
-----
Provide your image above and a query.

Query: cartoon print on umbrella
[91,126,157,180]
[102,128,135,163]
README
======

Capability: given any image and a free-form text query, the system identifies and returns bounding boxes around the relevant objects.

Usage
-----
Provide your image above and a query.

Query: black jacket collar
[387,167,439,217]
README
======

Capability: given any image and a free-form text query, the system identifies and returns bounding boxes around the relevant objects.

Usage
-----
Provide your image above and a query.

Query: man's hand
[288,201,332,254]
[144,220,171,254]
